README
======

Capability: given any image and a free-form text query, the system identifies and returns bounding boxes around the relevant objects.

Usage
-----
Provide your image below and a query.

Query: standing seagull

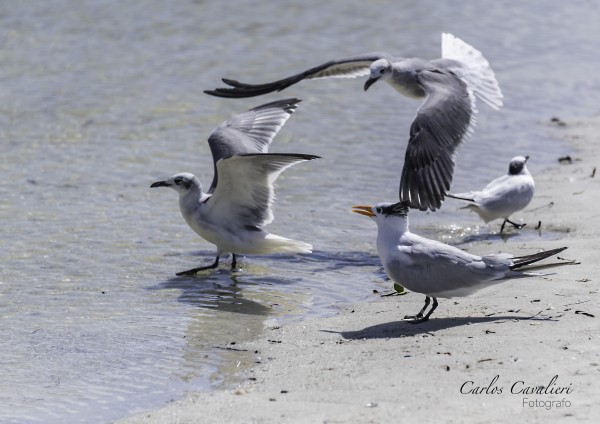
[352,201,567,323]
[151,99,319,275]
[447,155,535,232]
[205,33,503,211]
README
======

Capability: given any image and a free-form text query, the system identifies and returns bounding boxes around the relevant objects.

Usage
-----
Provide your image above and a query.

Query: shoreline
[119,116,599,423]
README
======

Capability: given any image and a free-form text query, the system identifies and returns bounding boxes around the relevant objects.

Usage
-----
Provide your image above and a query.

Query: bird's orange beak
[352,205,375,217]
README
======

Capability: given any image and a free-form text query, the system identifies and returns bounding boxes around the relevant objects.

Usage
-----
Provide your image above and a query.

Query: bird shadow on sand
[328,315,557,339]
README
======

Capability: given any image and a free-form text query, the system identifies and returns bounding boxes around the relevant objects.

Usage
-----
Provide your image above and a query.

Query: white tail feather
[441,33,503,110]
[256,234,312,254]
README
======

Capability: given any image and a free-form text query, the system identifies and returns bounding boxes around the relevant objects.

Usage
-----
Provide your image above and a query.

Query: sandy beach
[118,116,599,423]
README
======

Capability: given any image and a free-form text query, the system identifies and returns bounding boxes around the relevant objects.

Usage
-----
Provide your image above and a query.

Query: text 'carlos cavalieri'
[460,375,573,409]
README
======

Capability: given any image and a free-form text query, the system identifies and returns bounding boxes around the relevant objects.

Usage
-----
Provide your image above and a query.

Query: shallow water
[1,0,598,422]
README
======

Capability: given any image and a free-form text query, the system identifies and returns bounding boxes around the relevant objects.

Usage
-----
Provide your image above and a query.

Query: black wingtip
[221,78,262,89]
[277,153,321,161]
[222,77,238,86]
[204,88,261,98]
[446,193,475,202]
[235,153,321,161]
[510,247,569,270]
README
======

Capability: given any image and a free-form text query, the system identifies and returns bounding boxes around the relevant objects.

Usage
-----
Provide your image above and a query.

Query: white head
[150,172,202,195]
[352,200,411,230]
[364,59,393,91]
[508,155,529,175]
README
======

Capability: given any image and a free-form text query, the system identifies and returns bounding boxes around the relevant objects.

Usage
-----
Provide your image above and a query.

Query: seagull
[352,200,568,323]
[205,33,503,211]
[151,99,319,275]
[447,155,535,232]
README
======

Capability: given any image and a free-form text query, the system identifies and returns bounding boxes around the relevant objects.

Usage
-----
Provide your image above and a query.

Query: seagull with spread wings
[206,33,503,211]
[151,99,319,275]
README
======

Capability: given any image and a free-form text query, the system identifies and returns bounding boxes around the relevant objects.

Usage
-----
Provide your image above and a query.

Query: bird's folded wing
[206,153,319,228]
[479,174,517,196]
[204,53,388,98]
[451,175,522,204]
[406,242,507,295]
[207,98,301,193]
[400,68,476,211]
[410,240,477,268]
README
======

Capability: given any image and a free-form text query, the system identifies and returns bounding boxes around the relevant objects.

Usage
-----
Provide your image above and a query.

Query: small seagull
[447,155,535,232]
[151,99,319,275]
[206,33,503,211]
[352,200,568,323]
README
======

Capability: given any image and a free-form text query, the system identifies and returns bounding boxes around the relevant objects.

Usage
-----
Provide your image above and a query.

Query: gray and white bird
[206,33,503,211]
[151,99,319,275]
[352,201,567,323]
[447,155,535,232]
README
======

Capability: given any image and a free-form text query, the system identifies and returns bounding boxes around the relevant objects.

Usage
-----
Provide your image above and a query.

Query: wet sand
[119,116,599,423]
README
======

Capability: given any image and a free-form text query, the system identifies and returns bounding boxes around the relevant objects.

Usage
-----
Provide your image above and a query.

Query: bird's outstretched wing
[206,153,320,228]
[207,98,301,192]
[204,53,388,98]
[400,68,476,211]
[439,32,503,110]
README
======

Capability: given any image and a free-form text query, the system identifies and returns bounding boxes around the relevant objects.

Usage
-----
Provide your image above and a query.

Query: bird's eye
[376,207,382,213]
[174,177,182,185]
[379,68,386,75]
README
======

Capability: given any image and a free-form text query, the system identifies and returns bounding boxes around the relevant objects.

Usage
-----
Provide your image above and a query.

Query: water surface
[1,0,598,422]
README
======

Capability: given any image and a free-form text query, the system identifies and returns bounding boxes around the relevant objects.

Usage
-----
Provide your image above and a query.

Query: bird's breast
[388,65,427,98]
[387,79,426,99]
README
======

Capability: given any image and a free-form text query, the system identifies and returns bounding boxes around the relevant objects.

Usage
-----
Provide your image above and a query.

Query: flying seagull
[352,200,568,323]
[151,99,319,275]
[447,155,535,232]
[205,33,503,211]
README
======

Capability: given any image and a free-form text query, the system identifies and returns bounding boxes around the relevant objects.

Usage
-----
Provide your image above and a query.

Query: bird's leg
[231,254,238,271]
[406,297,439,324]
[421,297,439,321]
[506,219,526,230]
[176,256,220,276]
[404,296,430,321]
[501,218,526,233]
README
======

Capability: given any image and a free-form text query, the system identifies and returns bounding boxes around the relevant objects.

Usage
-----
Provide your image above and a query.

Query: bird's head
[364,59,392,91]
[508,155,529,175]
[150,172,201,195]
[352,200,411,225]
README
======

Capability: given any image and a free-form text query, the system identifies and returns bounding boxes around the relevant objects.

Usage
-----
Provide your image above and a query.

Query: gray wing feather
[207,153,320,228]
[207,98,301,193]
[204,53,389,98]
[401,242,510,297]
[400,68,476,211]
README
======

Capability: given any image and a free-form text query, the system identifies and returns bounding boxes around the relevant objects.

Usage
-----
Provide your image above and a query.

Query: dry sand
[119,116,599,423]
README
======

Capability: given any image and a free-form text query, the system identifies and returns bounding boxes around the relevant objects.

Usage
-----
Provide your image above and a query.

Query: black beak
[150,181,169,188]
[364,76,380,91]
[524,155,530,163]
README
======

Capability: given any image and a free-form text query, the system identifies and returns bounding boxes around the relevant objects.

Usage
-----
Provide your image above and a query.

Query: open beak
[352,205,375,217]
[150,181,169,188]
[363,76,380,91]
